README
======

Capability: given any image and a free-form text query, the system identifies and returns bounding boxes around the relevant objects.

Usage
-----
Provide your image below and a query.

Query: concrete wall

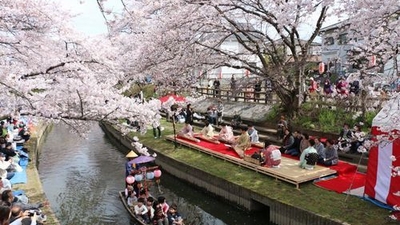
[100,122,344,225]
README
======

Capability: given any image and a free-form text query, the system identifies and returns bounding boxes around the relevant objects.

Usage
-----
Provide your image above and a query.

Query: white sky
[56,0,340,40]
[55,0,122,36]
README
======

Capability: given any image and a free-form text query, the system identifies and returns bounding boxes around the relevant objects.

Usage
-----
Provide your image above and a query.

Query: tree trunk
[275,85,300,118]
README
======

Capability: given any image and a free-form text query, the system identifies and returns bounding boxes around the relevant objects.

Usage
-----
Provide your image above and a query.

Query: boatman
[125,150,138,176]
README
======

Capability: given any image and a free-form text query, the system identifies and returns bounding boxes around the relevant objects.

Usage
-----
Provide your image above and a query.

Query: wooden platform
[166,135,337,189]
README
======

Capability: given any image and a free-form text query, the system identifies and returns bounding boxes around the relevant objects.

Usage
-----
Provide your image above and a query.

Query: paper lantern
[146,172,155,180]
[125,175,135,184]
[134,174,143,182]
[154,169,162,178]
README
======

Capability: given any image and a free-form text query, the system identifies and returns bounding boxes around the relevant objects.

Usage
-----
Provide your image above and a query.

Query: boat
[119,190,148,225]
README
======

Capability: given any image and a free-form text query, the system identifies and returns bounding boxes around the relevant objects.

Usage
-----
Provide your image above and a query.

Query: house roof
[320,20,350,32]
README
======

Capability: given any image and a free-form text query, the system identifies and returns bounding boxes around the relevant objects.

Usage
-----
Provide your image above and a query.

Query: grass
[125,119,393,225]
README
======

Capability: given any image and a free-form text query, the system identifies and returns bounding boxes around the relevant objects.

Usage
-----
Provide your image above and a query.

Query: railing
[195,87,279,104]
[195,86,389,112]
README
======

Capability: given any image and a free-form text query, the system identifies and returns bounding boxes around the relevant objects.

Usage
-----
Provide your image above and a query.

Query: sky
[56,0,340,40]
[56,0,122,36]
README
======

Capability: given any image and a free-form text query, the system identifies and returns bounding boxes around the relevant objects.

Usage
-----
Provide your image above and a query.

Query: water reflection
[38,124,267,225]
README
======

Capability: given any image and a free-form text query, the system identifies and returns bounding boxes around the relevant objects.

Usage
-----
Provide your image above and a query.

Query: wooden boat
[119,191,148,225]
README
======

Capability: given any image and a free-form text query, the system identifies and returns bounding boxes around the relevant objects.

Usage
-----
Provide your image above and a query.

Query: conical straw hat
[126,150,138,158]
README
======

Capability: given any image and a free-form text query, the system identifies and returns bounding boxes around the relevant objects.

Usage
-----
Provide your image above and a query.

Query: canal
[38,124,267,225]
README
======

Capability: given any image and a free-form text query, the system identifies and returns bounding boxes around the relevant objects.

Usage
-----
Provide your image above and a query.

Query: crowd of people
[0,114,47,225]
[124,152,184,225]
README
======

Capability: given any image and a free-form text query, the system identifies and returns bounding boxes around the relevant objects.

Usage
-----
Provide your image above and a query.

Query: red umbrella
[159,94,186,103]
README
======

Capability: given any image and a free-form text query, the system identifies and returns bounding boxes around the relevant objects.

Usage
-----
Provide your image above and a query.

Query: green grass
[124,120,392,225]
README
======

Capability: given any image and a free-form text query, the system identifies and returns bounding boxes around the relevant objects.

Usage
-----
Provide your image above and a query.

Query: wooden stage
[166,135,337,189]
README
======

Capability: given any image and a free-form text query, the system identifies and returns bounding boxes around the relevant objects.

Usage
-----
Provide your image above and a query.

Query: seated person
[314,137,325,162]
[322,139,338,166]
[200,121,215,137]
[167,203,184,225]
[261,141,281,168]
[285,131,302,156]
[247,124,259,143]
[177,122,200,143]
[134,197,149,223]
[232,127,251,158]
[127,191,138,209]
[299,139,318,169]
[0,142,17,161]
[279,129,294,153]
[218,123,235,144]
[146,197,155,222]
[9,204,43,225]
[231,112,242,129]
[197,121,219,144]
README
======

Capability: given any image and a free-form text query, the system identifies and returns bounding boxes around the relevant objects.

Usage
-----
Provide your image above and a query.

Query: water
[38,124,267,225]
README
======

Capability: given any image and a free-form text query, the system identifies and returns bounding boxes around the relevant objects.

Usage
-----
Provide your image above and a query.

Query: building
[319,21,356,76]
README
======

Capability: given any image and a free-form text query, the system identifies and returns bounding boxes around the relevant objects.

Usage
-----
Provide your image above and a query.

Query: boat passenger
[157,196,169,216]
[152,200,168,225]
[247,124,259,144]
[127,191,138,209]
[232,126,251,158]
[167,203,184,225]
[146,197,155,222]
[134,197,149,223]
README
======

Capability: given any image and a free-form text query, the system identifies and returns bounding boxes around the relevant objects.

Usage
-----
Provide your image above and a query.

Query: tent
[159,94,186,104]
[365,96,400,208]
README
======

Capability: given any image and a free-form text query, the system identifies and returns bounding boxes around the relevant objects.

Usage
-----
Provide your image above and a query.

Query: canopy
[129,155,155,164]
[365,95,400,208]
[159,94,186,104]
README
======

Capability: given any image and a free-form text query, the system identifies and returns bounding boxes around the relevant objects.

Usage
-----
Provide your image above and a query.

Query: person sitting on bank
[314,137,325,162]
[167,203,184,225]
[232,126,251,158]
[299,139,318,170]
[247,124,259,144]
[322,139,338,166]
[299,133,310,154]
[218,123,235,144]
[284,131,302,156]
[230,111,242,129]
[177,122,200,143]
[261,141,281,168]
[279,129,294,153]
[134,197,149,223]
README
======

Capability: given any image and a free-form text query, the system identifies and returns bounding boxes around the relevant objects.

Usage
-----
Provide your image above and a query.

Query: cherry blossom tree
[0,0,162,132]
[106,0,340,115]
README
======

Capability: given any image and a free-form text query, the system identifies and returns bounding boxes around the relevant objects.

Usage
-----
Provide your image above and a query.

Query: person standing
[152,114,162,139]
[230,74,237,101]
[254,77,262,102]
[216,100,224,125]
[213,78,221,98]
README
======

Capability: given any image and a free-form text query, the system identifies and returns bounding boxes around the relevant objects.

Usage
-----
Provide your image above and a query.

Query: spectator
[216,100,224,125]
[213,78,221,98]
[314,137,325,162]
[299,133,310,154]
[254,78,262,102]
[231,111,242,129]
[284,131,302,156]
[322,139,338,166]
[277,116,288,140]
[280,129,294,153]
